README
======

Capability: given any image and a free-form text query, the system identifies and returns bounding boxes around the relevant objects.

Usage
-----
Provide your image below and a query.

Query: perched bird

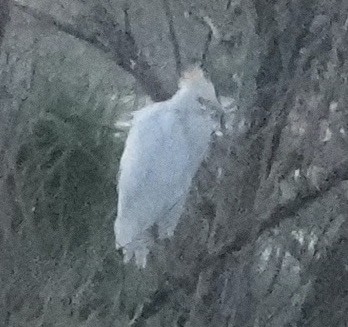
[114,66,221,267]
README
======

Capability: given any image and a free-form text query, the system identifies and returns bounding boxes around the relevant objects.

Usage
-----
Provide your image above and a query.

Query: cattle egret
[114,66,221,267]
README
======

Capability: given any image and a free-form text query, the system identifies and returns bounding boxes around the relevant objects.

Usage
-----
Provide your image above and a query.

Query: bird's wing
[117,103,192,223]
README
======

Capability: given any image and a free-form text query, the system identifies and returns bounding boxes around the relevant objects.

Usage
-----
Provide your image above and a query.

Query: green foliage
[13,78,124,257]
[10,76,162,326]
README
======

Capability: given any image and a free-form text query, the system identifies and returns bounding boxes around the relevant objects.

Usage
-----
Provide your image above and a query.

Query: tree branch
[161,0,181,76]
[14,3,172,102]
[199,158,348,270]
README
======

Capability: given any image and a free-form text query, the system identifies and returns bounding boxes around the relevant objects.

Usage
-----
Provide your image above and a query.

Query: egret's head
[178,65,219,105]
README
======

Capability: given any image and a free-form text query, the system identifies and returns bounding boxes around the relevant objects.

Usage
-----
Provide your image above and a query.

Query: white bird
[114,66,221,268]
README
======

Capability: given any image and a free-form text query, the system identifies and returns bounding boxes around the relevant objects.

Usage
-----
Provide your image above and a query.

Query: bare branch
[14,3,110,53]
[14,3,172,102]
[258,159,348,234]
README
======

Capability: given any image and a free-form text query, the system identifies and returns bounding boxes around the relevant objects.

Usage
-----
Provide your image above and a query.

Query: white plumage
[114,67,220,267]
